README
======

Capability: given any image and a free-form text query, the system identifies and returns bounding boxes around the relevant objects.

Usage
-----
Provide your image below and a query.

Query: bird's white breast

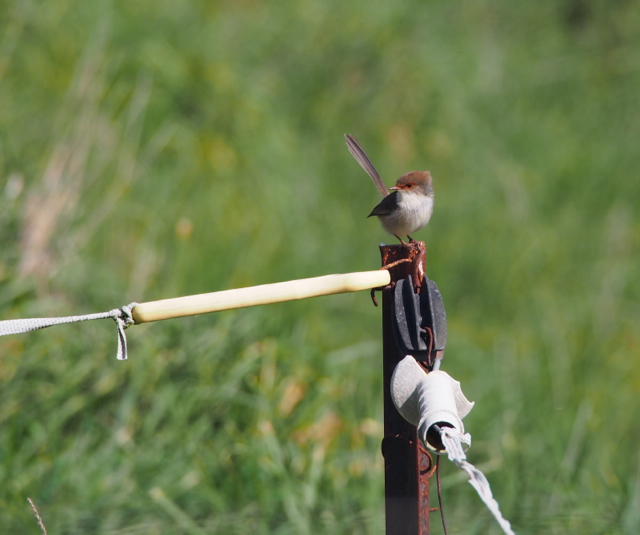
[380,191,434,237]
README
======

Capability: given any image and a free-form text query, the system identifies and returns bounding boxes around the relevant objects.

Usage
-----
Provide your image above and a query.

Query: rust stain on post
[380,242,426,294]
[380,241,432,535]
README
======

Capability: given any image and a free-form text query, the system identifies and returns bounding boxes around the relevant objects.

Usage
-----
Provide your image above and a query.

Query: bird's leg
[394,234,407,245]
[407,235,415,243]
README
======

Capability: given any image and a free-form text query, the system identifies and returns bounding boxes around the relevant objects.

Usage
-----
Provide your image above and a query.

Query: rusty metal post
[379,241,432,535]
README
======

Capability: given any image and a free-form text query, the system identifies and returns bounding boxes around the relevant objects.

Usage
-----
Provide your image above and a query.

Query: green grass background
[1,0,640,533]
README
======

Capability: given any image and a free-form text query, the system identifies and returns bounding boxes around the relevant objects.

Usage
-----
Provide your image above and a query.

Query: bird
[345,134,434,244]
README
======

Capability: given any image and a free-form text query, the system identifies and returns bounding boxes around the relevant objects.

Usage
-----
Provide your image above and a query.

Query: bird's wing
[368,191,399,217]
[344,134,390,197]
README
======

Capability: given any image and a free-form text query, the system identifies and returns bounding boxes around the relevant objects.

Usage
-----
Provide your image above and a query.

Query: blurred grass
[1,0,640,533]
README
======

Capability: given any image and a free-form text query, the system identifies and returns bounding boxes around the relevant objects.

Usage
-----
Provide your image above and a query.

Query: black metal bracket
[392,275,447,366]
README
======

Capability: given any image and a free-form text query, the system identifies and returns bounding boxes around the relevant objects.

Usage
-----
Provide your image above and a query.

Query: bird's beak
[390,185,400,191]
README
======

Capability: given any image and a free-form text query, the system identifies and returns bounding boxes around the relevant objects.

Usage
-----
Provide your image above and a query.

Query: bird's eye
[407,183,414,188]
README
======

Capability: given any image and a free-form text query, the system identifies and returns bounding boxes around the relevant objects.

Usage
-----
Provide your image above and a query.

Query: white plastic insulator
[390,355,474,453]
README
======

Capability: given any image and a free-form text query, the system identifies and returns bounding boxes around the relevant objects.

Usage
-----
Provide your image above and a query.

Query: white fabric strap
[0,303,138,360]
[440,427,516,535]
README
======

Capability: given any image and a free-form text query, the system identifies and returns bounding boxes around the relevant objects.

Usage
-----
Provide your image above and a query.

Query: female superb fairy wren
[345,134,434,244]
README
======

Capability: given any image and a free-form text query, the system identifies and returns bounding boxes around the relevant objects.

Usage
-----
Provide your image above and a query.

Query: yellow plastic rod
[131,270,391,324]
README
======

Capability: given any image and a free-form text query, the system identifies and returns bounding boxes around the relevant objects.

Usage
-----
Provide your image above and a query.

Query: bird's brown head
[390,171,433,197]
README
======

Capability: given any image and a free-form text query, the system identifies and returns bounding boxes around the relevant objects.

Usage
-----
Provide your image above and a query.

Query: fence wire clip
[393,275,447,367]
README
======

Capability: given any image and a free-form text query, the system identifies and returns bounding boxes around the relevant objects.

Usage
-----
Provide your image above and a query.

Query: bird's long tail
[344,134,390,197]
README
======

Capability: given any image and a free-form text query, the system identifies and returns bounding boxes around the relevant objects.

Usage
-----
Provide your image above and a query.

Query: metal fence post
[380,241,432,535]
